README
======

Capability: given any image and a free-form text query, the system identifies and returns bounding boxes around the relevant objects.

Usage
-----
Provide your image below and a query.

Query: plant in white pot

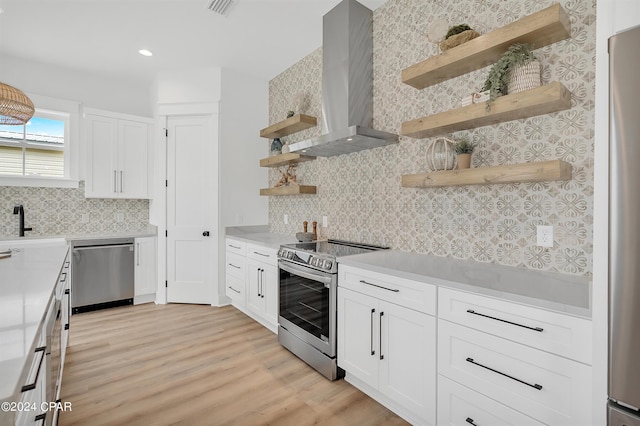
[482,43,541,110]
[454,139,476,169]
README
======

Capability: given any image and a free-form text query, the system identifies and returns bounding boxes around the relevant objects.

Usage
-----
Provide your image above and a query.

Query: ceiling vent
[205,0,235,16]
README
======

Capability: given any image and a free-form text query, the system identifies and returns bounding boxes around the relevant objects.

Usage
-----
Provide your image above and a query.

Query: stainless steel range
[277,239,388,380]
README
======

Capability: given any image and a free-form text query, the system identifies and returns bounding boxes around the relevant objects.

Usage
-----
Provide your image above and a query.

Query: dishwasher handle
[73,243,134,251]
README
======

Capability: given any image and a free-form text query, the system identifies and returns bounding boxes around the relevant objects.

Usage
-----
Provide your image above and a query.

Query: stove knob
[288,252,295,260]
[278,249,283,257]
[325,260,333,270]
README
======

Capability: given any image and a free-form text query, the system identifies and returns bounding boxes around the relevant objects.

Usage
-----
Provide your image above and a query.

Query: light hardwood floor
[59,303,408,426]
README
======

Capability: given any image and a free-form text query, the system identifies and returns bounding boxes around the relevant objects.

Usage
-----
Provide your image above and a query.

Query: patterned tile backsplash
[0,181,149,237]
[268,0,596,277]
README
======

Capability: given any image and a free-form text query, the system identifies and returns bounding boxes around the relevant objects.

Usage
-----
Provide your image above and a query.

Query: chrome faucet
[13,205,32,237]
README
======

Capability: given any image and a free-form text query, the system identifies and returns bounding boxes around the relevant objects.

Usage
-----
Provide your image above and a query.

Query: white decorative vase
[425,137,457,171]
[507,60,541,95]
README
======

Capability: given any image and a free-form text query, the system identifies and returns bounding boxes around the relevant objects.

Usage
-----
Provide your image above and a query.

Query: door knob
[202,231,210,237]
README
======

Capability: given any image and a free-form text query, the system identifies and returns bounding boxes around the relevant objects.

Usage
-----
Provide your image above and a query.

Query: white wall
[219,68,269,228]
[0,54,152,117]
[592,1,640,424]
[218,67,269,304]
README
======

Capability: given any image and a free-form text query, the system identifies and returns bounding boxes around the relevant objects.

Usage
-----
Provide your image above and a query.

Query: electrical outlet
[536,225,553,247]
[116,212,124,222]
[81,213,89,223]
[322,215,328,228]
[284,214,288,225]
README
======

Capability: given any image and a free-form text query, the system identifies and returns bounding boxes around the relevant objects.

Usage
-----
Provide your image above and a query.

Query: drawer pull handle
[466,309,543,332]
[228,286,241,294]
[359,280,399,293]
[370,309,376,356]
[466,418,478,426]
[379,311,384,360]
[21,346,46,392]
[228,263,241,269]
[466,357,543,390]
[253,251,270,258]
[229,244,241,249]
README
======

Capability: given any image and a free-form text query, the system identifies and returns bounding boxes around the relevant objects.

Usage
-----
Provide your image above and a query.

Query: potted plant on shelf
[482,43,541,110]
[440,24,480,51]
[454,139,476,169]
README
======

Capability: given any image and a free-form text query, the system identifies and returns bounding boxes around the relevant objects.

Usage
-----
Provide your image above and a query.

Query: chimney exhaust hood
[288,0,398,157]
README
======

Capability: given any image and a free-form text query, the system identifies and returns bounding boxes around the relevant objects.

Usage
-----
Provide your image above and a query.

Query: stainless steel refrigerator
[609,24,640,426]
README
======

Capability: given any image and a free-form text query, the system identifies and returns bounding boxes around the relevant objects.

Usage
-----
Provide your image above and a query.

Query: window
[0,112,67,177]
[0,95,79,188]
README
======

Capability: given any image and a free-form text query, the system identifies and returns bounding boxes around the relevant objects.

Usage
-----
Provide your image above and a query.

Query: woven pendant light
[0,82,35,125]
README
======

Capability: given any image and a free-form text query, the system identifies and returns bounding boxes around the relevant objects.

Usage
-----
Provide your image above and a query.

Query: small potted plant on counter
[454,139,476,169]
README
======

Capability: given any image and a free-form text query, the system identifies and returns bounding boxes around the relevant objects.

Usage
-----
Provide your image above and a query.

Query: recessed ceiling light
[138,49,153,57]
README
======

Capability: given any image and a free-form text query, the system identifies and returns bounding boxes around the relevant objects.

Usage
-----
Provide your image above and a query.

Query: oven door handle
[278,260,333,285]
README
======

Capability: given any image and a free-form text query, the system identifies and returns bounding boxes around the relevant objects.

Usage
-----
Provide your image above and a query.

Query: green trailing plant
[481,43,538,110]
[454,139,476,154]
[445,24,473,40]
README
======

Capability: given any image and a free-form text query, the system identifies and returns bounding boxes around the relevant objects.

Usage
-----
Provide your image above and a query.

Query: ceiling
[0,0,387,86]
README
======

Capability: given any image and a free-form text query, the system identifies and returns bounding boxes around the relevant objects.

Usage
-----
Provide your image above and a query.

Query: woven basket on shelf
[439,30,480,51]
[425,137,457,171]
[506,60,541,94]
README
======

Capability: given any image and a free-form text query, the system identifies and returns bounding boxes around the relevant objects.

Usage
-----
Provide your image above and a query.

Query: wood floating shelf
[259,185,317,196]
[401,160,571,188]
[402,3,571,89]
[259,152,316,168]
[259,114,317,139]
[401,82,571,139]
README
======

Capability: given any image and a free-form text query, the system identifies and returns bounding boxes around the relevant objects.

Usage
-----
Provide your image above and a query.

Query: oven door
[278,259,337,357]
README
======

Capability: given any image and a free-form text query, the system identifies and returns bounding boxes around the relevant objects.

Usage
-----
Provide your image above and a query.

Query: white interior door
[166,115,218,304]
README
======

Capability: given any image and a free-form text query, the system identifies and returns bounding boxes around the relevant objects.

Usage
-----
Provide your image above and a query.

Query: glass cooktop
[278,239,388,273]
[284,239,388,258]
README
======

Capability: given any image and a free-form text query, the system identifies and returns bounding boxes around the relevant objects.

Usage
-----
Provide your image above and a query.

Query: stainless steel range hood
[288,0,398,157]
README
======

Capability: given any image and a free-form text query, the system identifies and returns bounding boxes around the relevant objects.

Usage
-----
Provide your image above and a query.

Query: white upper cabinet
[84,109,152,199]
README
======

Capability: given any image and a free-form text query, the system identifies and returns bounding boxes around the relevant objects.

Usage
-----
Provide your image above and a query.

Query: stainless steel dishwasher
[71,237,135,314]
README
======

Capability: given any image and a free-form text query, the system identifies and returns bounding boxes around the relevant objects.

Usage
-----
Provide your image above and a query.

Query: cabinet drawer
[438,320,591,426]
[438,375,545,426]
[226,274,245,305]
[225,238,246,255]
[438,376,544,426]
[438,287,592,364]
[226,252,246,278]
[339,265,436,315]
[247,244,278,266]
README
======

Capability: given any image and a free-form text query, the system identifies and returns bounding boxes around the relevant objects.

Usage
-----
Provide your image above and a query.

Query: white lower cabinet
[246,259,278,331]
[225,239,247,305]
[437,288,593,426]
[337,267,436,426]
[336,264,593,426]
[134,236,157,304]
[224,238,278,333]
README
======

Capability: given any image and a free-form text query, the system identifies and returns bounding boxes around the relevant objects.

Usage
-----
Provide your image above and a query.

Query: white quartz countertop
[0,239,69,402]
[338,250,591,318]
[226,225,297,250]
[0,225,157,244]
[224,228,590,317]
